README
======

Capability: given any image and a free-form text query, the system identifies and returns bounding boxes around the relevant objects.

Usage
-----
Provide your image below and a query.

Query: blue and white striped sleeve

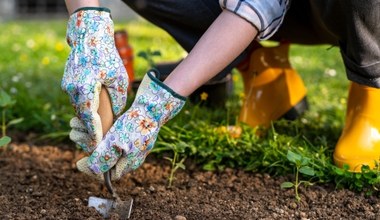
[219,0,290,40]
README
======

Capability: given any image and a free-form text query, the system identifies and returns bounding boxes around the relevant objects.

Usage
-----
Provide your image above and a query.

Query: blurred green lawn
[1,19,360,186]
[0,19,348,135]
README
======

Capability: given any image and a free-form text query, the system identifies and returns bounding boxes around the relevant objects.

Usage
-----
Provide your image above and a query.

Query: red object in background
[114,30,134,90]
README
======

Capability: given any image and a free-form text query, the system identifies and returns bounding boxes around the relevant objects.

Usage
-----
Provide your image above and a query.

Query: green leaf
[287,150,302,164]
[363,172,374,180]
[0,136,11,147]
[280,182,294,189]
[355,173,362,179]
[163,156,173,162]
[334,167,345,175]
[151,145,172,153]
[175,141,188,153]
[301,157,311,166]
[302,181,314,187]
[203,163,216,171]
[342,164,350,171]
[151,50,162,57]
[361,165,371,172]
[369,176,380,184]
[38,131,70,141]
[7,117,24,127]
[354,180,363,188]
[0,90,16,108]
[177,163,186,170]
[137,51,148,60]
[299,166,315,176]
[344,171,354,178]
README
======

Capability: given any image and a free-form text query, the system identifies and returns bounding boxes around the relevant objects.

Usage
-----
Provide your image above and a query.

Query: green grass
[1,19,379,193]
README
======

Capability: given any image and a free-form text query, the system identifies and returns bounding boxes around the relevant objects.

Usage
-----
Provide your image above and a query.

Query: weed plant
[0,89,23,148]
[281,150,316,201]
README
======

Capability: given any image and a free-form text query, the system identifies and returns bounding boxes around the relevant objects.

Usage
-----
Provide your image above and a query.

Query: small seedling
[281,150,315,201]
[162,141,188,188]
[137,49,162,69]
[0,90,24,148]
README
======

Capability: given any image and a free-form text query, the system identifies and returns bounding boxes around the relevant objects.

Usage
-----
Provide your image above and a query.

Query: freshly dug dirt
[1,143,380,219]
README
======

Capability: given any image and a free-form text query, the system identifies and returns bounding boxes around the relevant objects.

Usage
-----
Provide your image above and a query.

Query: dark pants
[122,0,380,88]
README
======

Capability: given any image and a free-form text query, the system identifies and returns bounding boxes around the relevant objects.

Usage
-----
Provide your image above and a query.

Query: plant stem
[295,166,300,201]
[2,109,6,137]
[168,151,178,188]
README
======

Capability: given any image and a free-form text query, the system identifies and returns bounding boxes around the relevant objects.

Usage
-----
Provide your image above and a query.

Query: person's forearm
[164,10,258,97]
[65,0,100,14]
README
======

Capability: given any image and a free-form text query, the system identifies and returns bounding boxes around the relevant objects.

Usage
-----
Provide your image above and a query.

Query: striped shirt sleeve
[219,0,290,40]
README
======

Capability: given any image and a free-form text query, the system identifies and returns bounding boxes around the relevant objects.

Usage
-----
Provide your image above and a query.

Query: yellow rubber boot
[238,42,308,128]
[334,82,380,172]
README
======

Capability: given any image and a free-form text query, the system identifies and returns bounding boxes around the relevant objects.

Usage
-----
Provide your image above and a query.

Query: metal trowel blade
[88,196,133,219]
[88,196,114,218]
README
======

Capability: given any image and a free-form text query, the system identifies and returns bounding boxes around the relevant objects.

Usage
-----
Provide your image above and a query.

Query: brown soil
[1,143,380,220]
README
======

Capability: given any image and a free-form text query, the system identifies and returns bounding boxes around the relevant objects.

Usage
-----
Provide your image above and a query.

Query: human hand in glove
[69,85,118,181]
[62,7,128,153]
[73,70,186,180]
[70,116,126,181]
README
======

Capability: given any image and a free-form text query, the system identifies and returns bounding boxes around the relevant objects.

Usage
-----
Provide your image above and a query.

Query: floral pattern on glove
[87,70,186,178]
[62,8,129,152]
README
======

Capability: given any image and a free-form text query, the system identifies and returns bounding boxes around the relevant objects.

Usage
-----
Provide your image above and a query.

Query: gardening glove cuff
[62,8,129,152]
[86,69,186,179]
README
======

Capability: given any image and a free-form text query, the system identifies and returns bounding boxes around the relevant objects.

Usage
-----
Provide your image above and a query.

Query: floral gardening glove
[76,70,186,180]
[70,117,127,181]
[62,7,128,153]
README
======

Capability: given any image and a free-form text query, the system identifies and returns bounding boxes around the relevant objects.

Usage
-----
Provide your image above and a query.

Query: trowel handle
[98,87,116,196]
[104,171,114,195]
[98,86,114,136]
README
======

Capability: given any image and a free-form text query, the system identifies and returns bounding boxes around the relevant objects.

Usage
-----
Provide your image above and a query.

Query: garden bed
[1,143,380,219]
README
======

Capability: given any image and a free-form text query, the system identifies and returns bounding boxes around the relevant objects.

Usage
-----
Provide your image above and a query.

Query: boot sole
[281,96,309,121]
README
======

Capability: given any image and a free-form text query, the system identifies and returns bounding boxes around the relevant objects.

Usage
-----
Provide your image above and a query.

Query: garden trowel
[88,171,133,219]
[87,87,133,219]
